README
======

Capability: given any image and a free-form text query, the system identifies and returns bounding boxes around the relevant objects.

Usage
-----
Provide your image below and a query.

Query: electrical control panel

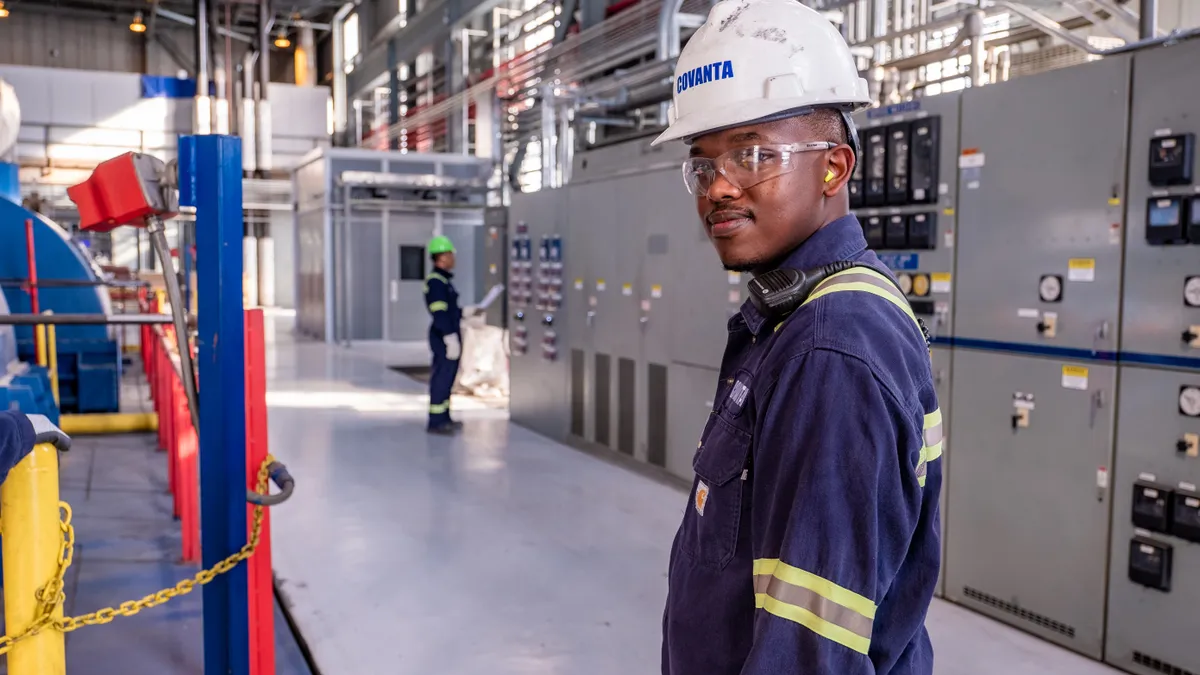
[1148,133,1195,186]
[885,214,909,248]
[1132,480,1172,533]
[864,128,887,206]
[848,127,865,209]
[1128,536,1172,592]
[887,122,912,206]
[1145,196,1186,245]
[908,212,937,250]
[910,117,940,204]
[863,216,885,249]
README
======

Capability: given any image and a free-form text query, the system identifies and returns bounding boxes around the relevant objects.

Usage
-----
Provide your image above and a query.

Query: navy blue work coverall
[0,411,37,483]
[424,268,462,429]
[662,214,943,675]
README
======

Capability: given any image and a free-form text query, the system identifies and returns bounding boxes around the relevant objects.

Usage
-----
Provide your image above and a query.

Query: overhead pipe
[256,0,273,173]
[242,50,259,173]
[875,9,980,72]
[155,7,254,43]
[194,0,212,134]
[1139,0,1157,39]
[332,3,355,137]
[1061,0,1137,42]
[996,0,1197,55]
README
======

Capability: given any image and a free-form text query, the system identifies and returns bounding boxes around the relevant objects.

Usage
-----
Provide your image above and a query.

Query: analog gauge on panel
[1039,274,1063,303]
[897,273,913,295]
[912,274,931,297]
[1180,385,1200,418]
[1185,276,1200,308]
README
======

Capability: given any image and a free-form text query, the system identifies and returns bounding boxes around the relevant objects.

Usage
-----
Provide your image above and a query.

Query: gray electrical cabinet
[563,139,687,470]
[852,92,962,597]
[507,187,570,442]
[1106,38,1200,675]
[481,207,508,329]
[944,56,1131,659]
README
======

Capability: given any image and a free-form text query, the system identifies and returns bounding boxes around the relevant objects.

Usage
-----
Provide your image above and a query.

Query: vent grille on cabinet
[962,587,1076,639]
[1134,651,1198,675]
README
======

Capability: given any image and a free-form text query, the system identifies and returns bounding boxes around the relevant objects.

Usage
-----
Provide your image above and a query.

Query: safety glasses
[681,142,836,197]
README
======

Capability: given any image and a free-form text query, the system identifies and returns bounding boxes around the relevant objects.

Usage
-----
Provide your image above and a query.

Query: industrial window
[400,246,425,280]
[343,13,360,72]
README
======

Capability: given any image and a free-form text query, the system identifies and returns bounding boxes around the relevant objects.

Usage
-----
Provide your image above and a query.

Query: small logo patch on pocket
[695,480,710,516]
[727,379,750,413]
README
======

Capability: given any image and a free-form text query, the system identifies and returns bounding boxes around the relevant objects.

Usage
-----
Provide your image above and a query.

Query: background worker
[653,1,942,673]
[424,235,463,435]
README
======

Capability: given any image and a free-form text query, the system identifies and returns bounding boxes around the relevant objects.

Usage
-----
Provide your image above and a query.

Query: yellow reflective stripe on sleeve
[916,407,944,486]
[805,278,919,328]
[429,301,449,312]
[752,558,876,655]
[427,272,448,284]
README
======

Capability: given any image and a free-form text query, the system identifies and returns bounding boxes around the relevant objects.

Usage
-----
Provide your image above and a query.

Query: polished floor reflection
[265,319,1119,675]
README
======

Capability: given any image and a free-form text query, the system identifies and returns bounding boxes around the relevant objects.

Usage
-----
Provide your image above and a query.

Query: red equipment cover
[67,152,175,232]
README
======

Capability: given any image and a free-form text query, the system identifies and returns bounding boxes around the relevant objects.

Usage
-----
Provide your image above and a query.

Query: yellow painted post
[44,311,59,406]
[34,324,47,368]
[1,443,66,674]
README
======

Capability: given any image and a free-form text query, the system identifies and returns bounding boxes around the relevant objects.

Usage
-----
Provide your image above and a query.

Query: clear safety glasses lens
[681,142,836,196]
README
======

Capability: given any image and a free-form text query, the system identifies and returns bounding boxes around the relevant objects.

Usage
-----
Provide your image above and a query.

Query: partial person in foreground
[0,411,71,482]
[654,1,943,673]
[424,235,464,435]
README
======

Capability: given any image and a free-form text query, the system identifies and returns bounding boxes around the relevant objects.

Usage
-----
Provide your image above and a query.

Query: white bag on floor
[453,314,509,398]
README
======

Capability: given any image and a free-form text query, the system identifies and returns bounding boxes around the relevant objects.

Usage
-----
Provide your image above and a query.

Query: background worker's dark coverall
[662,214,943,675]
[424,269,462,430]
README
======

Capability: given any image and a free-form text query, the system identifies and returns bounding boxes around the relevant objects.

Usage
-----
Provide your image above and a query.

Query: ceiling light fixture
[130,11,146,33]
[274,27,291,48]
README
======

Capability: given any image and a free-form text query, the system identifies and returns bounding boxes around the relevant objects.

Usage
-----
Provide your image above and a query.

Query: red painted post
[24,219,40,357]
[175,373,200,564]
[168,361,181,519]
[244,308,275,675]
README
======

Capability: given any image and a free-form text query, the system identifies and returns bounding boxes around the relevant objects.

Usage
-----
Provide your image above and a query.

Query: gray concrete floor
[265,318,1120,675]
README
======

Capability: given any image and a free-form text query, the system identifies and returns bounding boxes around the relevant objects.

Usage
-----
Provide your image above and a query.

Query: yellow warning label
[1108,197,1121,206]
[1063,365,1089,377]
[1062,365,1089,391]
[1068,258,1096,282]
[943,208,955,216]
[930,273,952,294]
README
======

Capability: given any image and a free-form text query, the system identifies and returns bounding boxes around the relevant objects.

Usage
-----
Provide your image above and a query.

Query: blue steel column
[189,133,251,675]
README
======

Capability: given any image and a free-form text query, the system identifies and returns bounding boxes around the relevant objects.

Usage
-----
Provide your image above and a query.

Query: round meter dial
[1180,386,1200,418]
[1185,276,1200,308]
[912,274,931,297]
[897,273,913,296]
[1039,275,1063,303]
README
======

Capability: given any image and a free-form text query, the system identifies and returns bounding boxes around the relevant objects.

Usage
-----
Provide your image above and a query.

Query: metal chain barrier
[0,455,278,656]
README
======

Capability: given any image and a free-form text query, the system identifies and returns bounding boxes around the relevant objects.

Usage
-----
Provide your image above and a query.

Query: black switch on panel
[1189,196,1200,243]
[1146,196,1187,245]
[908,212,938,250]
[849,129,865,209]
[885,215,909,249]
[910,298,936,316]
[909,117,940,204]
[1129,536,1173,592]
[864,129,887,207]
[1132,481,1173,533]
[1148,133,1195,186]
[1171,490,1200,543]
[886,122,912,206]
[864,216,886,249]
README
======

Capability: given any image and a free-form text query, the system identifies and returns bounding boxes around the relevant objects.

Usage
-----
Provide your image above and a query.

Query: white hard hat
[651,0,871,146]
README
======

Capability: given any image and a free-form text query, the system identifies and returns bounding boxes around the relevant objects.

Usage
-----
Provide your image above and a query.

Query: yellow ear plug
[824,169,836,183]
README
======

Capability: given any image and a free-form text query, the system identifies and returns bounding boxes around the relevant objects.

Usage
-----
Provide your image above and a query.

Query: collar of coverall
[433,267,455,278]
[734,213,868,336]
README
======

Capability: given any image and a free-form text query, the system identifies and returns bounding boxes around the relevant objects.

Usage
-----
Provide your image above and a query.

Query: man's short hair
[803,108,849,146]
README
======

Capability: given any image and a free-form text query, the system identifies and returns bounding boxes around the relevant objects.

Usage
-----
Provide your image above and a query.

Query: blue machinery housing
[0,188,120,414]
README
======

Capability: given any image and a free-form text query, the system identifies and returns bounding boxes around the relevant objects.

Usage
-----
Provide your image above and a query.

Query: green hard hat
[428,235,456,255]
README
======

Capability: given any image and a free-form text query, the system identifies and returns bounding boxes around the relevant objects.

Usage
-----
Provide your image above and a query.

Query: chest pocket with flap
[680,411,752,570]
